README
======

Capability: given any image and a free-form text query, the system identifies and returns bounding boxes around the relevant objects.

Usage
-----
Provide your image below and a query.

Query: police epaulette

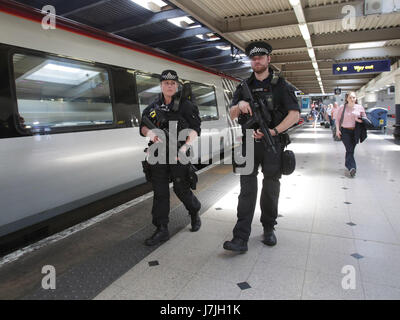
[271,71,281,86]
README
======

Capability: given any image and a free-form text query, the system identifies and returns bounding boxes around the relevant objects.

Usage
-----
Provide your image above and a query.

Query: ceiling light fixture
[130,0,167,12]
[168,16,199,29]
[196,33,220,41]
[348,41,386,50]
[216,45,231,51]
[307,48,315,59]
[298,23,311,41]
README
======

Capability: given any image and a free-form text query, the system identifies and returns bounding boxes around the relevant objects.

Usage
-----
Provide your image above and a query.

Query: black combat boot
[223,237,248,253]
[145,225,169,246]
[190,211,201,232]
[263,227,277,246]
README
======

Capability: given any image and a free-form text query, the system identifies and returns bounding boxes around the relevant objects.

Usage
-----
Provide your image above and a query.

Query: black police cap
[245,41,272,58]
[160,70,179,82]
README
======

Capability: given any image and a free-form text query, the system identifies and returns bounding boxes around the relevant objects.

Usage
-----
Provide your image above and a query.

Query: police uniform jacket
[230,68,300,135]
[139,94,201,145]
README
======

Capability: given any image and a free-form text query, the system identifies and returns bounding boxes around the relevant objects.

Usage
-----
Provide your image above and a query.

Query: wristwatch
[273,127,279,135]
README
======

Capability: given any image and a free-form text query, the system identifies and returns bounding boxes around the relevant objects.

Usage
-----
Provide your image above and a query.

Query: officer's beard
[253,64,268,74]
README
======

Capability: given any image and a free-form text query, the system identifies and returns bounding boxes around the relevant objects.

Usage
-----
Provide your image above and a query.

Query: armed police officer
[140,70,202,246]
[223,42,300,253]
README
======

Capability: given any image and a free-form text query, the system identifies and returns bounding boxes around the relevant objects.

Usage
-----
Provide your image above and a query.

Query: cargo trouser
[233,138,282,241]
[150,163,201,227]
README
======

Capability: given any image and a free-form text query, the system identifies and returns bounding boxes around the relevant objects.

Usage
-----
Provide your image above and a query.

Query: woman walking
[335,92,367,177]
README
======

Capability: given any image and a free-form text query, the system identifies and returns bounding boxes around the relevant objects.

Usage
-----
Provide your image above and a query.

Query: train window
[190,83,219,121]
[12,53,113,132]
[136,73,161,114]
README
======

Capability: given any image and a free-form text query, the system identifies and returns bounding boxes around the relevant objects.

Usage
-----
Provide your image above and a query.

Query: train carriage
[0,9,241,238]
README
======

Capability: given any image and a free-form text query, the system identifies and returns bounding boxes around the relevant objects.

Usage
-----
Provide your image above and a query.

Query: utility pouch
[142,160,152,182]
[281,150,296,175]
[280,132,291,147]
[187,164,198,190]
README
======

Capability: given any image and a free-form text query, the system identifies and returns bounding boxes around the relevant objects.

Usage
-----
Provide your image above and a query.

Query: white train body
[0,10,241,237]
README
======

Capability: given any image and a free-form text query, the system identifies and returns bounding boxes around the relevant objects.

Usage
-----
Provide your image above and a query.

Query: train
[0,6,241,240]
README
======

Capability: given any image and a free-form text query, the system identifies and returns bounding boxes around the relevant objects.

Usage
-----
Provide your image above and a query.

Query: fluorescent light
[130,0,167,12]
[312,61,318,69]
[348,41,386,50]
[231,53,246,58]
[298,23,311,41]
[307,48,315,59]
[289,0,301,6]
[168,16,199,29]
[25,63,99,85]
[196,33,220,41]
[216,45,231,50]
[304,39,312,48]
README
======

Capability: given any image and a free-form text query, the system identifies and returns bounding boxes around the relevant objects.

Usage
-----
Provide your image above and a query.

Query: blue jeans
[341,128,357,170]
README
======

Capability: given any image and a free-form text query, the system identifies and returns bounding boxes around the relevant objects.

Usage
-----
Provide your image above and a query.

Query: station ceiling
[11,0,400,94]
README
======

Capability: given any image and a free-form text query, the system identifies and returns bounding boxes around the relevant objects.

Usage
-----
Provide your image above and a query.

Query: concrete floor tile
[247,261,305,298]
[352,223,400,244]
[310,234,357,256]
[306,251,361,276]
[113,265,194,299]
[302,271,365,300]
[363,282,400,300]
[93,284,123,300]
[238,286,301,300]
[359,256,400,288]
[155,247,215,274]
[198,251,258,284]
[355,239,400,260]
[175,273,241,300]
[111,287,161,300]
[312,219,354,238]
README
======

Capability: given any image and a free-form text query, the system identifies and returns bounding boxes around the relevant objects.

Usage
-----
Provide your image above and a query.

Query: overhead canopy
[9,0,400,94]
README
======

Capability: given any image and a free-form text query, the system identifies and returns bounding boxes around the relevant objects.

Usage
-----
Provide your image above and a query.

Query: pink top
[335,104,366,128]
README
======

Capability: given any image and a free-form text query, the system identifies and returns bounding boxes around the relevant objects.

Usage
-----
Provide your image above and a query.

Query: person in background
[334,92,366,177]
[326,104,333,126]
[312,105,318,128]
[331,102,339,139]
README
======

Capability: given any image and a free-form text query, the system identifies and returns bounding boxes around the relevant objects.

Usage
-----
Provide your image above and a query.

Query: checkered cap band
[249,47,269,56]
[161,71,178,81]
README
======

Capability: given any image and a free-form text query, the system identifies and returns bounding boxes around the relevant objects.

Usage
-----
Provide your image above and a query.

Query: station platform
[1,124,400,300]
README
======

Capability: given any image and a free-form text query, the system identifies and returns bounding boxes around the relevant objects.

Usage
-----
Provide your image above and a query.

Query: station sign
[332,60,391,75]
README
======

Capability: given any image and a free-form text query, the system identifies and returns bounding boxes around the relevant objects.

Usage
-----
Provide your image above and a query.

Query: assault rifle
[239,80,276,153]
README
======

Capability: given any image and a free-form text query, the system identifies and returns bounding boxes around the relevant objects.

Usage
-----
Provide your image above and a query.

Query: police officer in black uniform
[140,70,202,246]
[223,42,300,252]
